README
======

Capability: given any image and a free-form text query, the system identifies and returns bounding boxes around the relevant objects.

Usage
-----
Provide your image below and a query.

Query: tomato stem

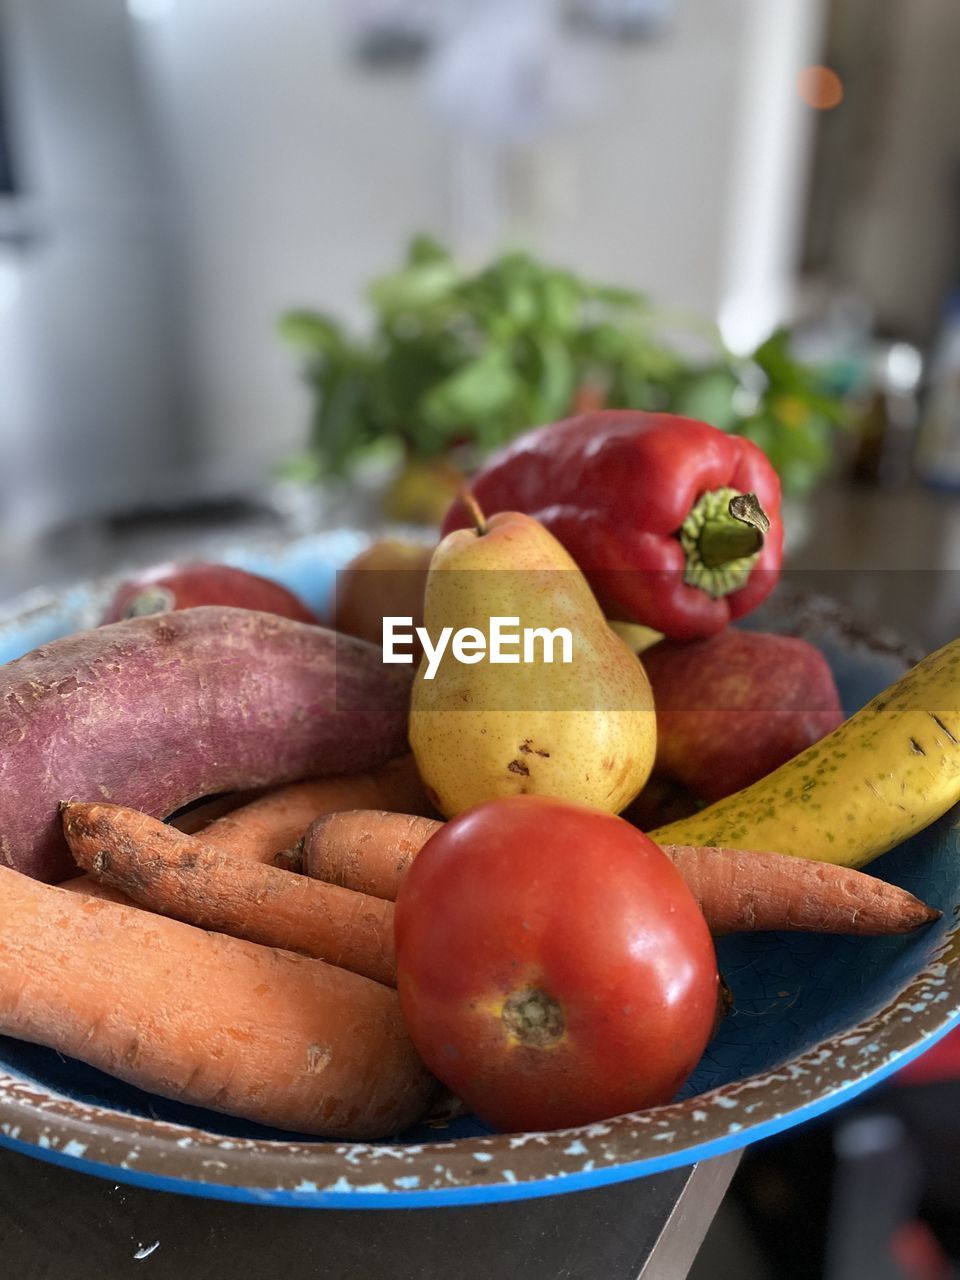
[501,987,565,1048]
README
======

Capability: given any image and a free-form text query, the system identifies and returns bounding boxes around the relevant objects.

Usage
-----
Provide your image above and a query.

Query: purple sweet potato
[0,607,412,883]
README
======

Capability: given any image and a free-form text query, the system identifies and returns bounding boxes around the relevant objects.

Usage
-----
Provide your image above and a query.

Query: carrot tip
[273,846,304,873]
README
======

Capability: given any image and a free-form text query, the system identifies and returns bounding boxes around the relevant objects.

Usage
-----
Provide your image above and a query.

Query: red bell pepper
[443,411,783,640]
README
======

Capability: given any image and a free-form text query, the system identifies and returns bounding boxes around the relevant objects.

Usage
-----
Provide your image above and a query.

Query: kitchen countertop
[0,1144,741,1280]
[782,481,960,652]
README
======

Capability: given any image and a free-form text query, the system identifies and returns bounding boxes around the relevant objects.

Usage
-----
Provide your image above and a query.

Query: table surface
[0,1145,740,1280]
[0,477,952,1279]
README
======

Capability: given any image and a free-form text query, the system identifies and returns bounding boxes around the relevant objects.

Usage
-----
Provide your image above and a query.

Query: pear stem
[460,489,488,536]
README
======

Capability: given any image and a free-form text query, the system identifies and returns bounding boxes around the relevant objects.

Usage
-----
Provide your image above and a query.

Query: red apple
[101,562,320,625]
[642,629,844,803]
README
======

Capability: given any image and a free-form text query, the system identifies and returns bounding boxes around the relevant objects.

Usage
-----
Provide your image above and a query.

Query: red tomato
[101,562,320,625]
[394,796,719,1133]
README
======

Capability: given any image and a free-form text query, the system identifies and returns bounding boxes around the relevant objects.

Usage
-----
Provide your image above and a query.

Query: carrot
[0,867,435,1138]
[60,757,431,906]
[62,802,398,986]
[59,788,253,904]
[661,843,940,936]
[285,810,442,898]
[297,810,940,937]
[199,755,432,863]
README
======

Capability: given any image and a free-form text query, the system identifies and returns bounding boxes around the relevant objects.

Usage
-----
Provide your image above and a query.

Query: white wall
[0,0,824,539]
[134,0,452,491]
[1,0,186,535]
[134,0,824,488]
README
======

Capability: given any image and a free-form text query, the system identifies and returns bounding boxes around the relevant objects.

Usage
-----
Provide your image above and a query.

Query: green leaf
[278,234,849,493]
[735,408,837,496]
[540,270,582,334]
[421,345,521,433]
[582,322,629,363]
[583,282,647,309]
[407,234,451,266]
[278,311,346,353]
[273,452,326,483]
[799,390,853,426]
[368,260,461,314]
[501,279,540,332]
[751,329,796,381]
[531,335,576,422]
[310,364,375,475]
[673,370,741,431]
[736,415,777,459]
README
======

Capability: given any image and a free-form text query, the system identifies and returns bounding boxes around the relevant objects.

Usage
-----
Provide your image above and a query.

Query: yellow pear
[408,509,656,818]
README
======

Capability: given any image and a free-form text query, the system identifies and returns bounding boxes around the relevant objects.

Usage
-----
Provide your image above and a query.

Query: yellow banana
[651,636,960,869]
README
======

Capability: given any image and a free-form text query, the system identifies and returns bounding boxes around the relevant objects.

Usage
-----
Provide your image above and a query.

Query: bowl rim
[1,924,957,1207]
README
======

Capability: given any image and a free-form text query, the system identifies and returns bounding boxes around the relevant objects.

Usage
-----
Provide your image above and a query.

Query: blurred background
[3,0,960,641]
[2,3,960,1272]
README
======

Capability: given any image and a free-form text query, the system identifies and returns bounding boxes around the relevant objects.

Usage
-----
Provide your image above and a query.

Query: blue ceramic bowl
[0,531,958,1208]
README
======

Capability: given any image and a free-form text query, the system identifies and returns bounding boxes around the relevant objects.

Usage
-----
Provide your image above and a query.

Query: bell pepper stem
[697,492,770,568]
[679,488,770,599]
